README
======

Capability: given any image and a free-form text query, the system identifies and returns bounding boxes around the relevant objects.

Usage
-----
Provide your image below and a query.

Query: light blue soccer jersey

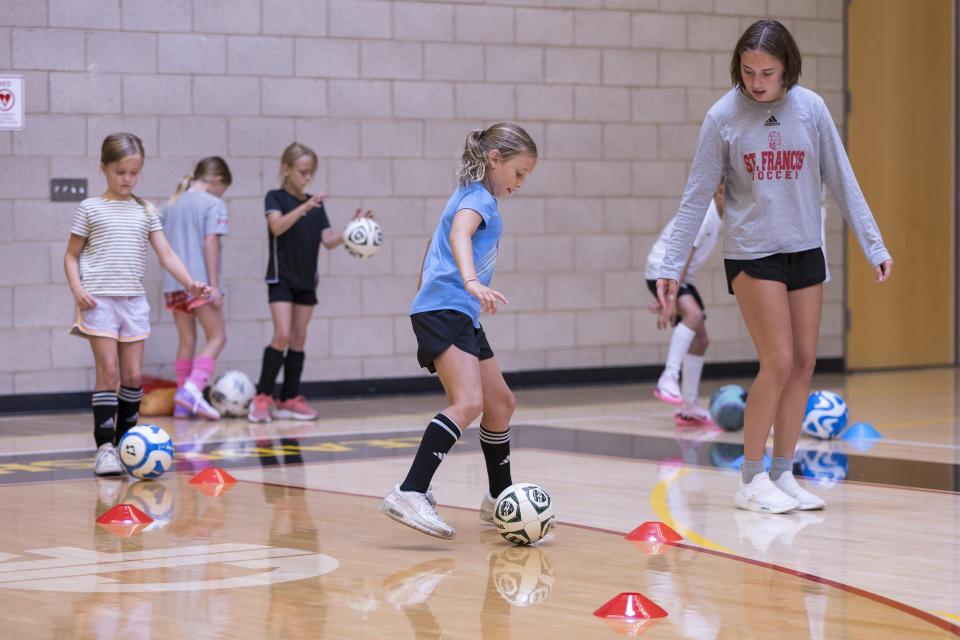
[410,182,501,328]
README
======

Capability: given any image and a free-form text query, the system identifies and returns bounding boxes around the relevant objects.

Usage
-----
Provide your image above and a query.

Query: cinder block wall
[0,0,845,395]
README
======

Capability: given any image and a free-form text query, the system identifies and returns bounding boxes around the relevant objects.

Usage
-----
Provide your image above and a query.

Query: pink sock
[188,356,216,390]
[174,359,192,388]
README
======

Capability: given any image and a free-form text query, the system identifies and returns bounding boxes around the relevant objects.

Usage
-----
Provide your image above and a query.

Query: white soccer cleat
[479,492,495,524]
[381,485,456,540]
[734,471,800,514]
[93,443,123,477]
[772,472,826,510]
[653,372,683,405]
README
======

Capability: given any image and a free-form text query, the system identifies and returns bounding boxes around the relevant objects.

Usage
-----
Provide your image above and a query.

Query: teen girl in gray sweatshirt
[657,20,893,514]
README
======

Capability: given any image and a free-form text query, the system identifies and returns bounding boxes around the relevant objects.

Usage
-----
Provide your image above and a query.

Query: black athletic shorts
[411,309,494,374]
[723,247,826,295]
[646,279,706,328]
[268,282,318,306]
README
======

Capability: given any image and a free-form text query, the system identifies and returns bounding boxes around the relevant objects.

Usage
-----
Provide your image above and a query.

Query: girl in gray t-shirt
[656,20,893,514]
[162,157,232,421]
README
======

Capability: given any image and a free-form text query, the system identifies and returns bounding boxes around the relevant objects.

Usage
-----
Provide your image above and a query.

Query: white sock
[664,323,696,378]
[681,353,705,405]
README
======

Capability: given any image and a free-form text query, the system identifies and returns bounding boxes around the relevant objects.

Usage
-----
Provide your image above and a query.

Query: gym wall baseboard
[0,358,844,415]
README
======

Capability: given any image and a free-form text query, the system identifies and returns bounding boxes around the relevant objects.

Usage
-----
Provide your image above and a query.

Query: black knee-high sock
[280,350,305,400]
[400,413,462,493]
[256,346,285,396]
[479,425,512,498]
[115,386,142,445]
[92,390,117,448]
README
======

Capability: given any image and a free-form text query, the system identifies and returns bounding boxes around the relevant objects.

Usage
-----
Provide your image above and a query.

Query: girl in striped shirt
[64,133,209,476]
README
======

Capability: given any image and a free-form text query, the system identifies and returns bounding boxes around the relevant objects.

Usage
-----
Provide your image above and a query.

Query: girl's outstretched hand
[465,280,509,314]
[874,259,893,283]
[307,192,328,209]
[655,278,679,330]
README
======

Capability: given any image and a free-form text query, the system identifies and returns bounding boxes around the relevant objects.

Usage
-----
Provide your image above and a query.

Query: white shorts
[71,295,151,342]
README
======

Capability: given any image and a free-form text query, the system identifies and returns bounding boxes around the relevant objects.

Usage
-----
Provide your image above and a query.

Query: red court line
[255,479,960,637]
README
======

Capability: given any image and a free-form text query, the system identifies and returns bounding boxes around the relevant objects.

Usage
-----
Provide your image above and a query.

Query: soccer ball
[797,449,848,485]
[709,384,747,431]
[802,390,848,439]
[493,483,555,546]
[490,546,556,607]
[118,424,175,479]
[343,218,382,259]
[210,370,255,417]
[122,479,175,530]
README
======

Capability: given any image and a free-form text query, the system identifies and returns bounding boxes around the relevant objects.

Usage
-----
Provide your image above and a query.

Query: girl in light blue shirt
[381,122,538,540]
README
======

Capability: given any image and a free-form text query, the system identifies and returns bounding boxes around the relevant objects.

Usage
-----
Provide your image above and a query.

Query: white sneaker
[654,372,683,405]
[382,558,455,609]
[772,472,826,510]
[94,443,123,476]
[381,485,456,540]
[479,492,495,524]
[674,402,714,427]
[734,471,800,514]
[175,381,221,421]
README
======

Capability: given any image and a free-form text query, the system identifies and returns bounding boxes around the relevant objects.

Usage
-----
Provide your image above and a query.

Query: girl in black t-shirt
[249,142,372,423]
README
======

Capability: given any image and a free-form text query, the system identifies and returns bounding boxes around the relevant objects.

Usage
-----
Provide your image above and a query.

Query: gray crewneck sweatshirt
[657,86,891,281]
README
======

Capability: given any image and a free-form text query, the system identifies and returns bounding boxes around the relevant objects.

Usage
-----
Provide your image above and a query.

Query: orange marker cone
[96,503,153,537]
[189,467,237,485]
[593,592,668,620]
[189,467,237,496]
[624,522,682,543]
[96,503,153,525]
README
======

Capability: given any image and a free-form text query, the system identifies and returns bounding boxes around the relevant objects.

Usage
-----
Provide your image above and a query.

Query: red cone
[96,503,153,525]
[593,593,668,620]
[189,467,237,485]
[624,522,682,543]
[602,619,659,637]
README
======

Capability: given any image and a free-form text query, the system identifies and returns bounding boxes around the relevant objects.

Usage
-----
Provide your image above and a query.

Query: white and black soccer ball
[493,483,556,546]
[118,424,175,479]
[802,390,848,440]
[343,218,382,259]
[490,546,556,607]
[210,370,256,417]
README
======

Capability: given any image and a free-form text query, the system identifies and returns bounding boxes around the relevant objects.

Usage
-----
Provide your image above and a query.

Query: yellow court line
[934,611,960,624]
[649,467,736,554]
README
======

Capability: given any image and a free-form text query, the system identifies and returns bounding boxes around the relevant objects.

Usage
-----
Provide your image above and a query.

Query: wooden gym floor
[0,368,957,638]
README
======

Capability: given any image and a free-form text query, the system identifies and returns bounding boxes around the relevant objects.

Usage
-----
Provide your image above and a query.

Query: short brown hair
[730,20,802,91]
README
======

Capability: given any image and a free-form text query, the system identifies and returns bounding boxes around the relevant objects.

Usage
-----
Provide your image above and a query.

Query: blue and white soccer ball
[802,390,848,440]
[118,424,175,479]
[797,449,848,485]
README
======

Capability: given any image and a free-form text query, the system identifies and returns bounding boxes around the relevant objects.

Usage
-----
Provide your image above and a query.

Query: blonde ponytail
[456,122,538,187]
[167,175,194,207]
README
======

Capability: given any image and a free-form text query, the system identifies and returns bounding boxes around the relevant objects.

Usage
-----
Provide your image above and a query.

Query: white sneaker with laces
[94,443,123,476]
[772,472,826,510]
[479,492,495,523]
[734,471,800,514]
[654,372,683,405]
[381,485,456,539]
